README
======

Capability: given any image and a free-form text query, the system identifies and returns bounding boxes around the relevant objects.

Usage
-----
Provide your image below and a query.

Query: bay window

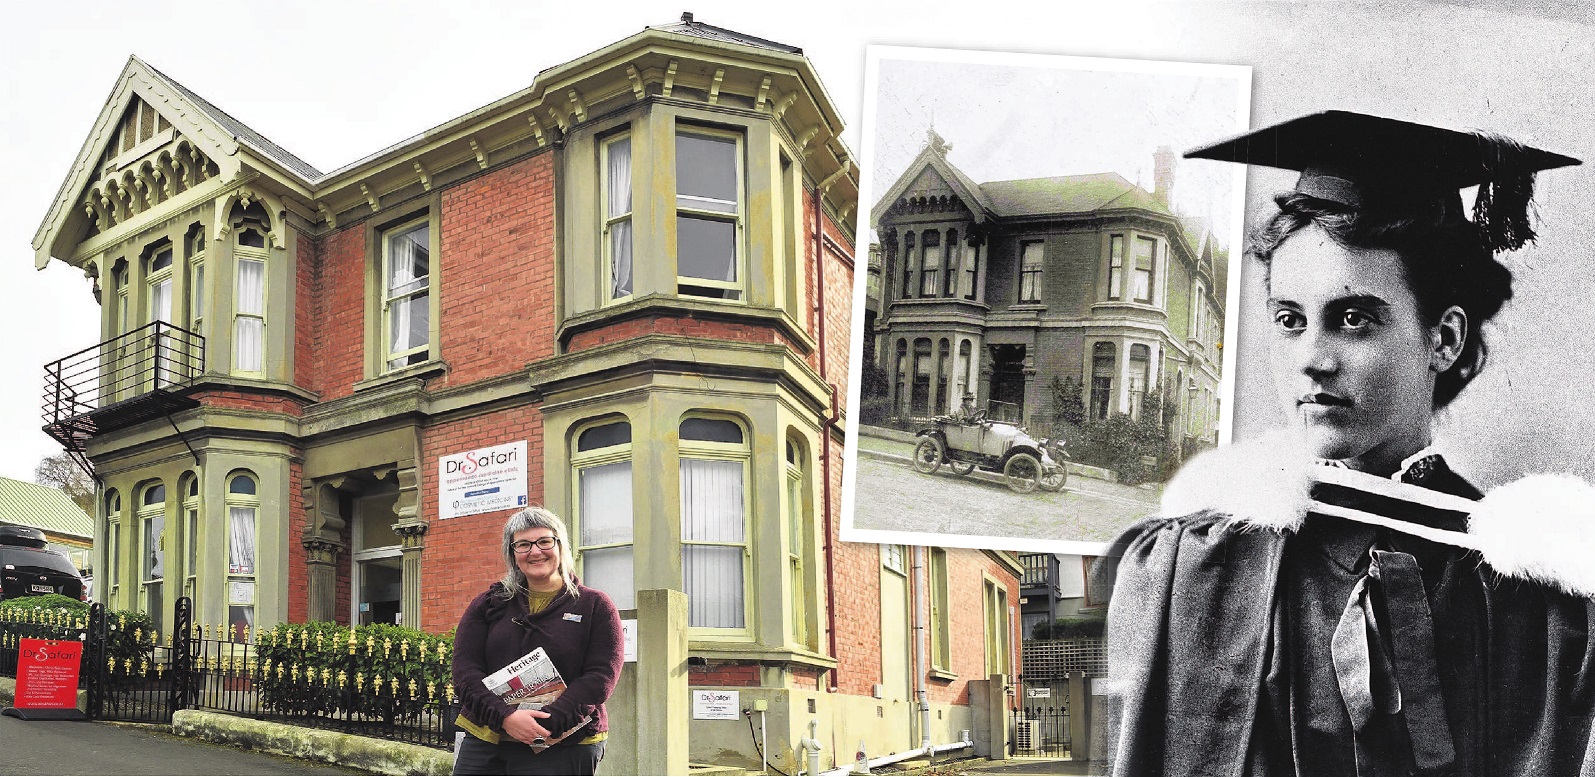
[1108,235,1124,299]
[574,420,635,610]
[1133,236,1156,303]
[679,416,750,632]
[675,129,743,300]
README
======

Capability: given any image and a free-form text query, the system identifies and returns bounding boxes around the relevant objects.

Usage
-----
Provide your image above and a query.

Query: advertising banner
[438,440,529,520]
[3,638,86,720]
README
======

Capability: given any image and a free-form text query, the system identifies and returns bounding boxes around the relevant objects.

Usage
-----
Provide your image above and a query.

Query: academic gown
[1099,455,1595,776]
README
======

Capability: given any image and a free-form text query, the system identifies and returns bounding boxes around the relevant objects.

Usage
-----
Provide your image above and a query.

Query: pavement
[848,430,1160,546]
[0,712,368,775]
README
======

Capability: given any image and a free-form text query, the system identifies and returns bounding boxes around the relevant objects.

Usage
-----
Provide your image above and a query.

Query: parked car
[0,525,86,602]
[911,415,1068,493]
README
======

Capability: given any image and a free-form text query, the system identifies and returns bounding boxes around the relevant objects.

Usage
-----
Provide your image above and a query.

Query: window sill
[1092,301,1165,316]
[688,643,839,671]
[560,294,817,354]
[188,375,320,404]
[928,667,957,683]
[354,359,447,393]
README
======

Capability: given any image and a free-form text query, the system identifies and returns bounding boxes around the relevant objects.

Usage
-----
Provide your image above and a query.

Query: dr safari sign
[438,441,529,520]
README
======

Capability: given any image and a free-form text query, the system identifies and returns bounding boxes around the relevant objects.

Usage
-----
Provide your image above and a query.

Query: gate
[85,596,194,723]
[1012,680,1070,757]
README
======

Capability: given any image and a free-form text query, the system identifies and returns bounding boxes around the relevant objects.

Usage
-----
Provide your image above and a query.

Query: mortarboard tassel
[1471,131,1538,253]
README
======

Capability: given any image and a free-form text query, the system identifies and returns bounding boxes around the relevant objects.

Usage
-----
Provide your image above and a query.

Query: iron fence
[186,621,459,750]
[3,597,456,749]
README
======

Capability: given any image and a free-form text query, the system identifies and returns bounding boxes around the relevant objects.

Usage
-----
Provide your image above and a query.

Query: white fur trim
[1160,429,1317,531]
[1470,474,1595,599]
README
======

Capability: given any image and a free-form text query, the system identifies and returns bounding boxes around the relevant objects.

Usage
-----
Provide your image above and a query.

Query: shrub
[255,621,455,721]
[1031,613,1107,641]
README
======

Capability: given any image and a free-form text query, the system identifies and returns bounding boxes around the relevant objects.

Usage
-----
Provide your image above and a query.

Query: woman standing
[452,508,624,776]
[1101,111,1595,776]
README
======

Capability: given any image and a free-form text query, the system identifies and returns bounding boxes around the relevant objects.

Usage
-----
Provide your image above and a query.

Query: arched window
[1128,344,1151,420]
[136,481,166,632]
[955,340,973,406]
[226,472,259,641]
[180,473,200,603]
[894,339,909,417]
[573,419,635,610]
[105,489,122,598]
[679,415,750,631]
[1091,342,1116,420]
[911,338,933,417]
[233,215,269,375]
[936,339,951,414]
[784,436,816,650]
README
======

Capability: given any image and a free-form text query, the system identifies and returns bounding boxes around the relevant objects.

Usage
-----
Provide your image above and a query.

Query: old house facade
[32,16,1019,771]
[871,132,1226,443]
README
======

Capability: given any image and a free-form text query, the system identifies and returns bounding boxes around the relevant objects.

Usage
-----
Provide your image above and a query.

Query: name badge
[563,613,582,622]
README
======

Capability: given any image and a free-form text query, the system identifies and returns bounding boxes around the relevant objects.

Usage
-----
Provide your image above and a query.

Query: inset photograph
[844,46,1250,550]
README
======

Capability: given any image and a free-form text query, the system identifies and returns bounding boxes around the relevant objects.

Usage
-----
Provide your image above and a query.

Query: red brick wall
[433,153,557,389]
[287,459,307,624]
[689,664,761,687]
[827,540,882,696]
[924,550,1021,706]
[565,313,803,354]
[294,232,316,390]
[416,403,545,632]
[195,390,306,416]
[306,225,366,401]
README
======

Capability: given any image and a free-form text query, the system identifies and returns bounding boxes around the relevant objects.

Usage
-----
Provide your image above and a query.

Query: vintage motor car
[911,415,1068,493]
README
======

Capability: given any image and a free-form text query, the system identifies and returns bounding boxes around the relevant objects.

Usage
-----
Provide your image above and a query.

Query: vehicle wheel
[1003,453,1041,494]
[1038,466,1068,492]
[949,459,977,476]
[912,438,944,474]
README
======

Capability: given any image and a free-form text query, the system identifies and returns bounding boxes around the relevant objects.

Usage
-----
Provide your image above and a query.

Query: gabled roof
[0,477,91,540]
[649,13,802,55]
[979,172,1172,218]
[872,137,996,225]
[143,62,322,181]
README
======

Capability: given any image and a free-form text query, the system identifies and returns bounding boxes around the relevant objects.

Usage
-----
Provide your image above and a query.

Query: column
[303,537,342,623]
[391,464,426,630]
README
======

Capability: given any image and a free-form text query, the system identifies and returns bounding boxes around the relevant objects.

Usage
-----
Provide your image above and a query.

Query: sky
[4,1,1595,489]
[864,50,1248,244]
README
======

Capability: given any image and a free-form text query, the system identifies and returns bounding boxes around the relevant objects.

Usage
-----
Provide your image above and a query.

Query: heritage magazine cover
[482,646,591,750]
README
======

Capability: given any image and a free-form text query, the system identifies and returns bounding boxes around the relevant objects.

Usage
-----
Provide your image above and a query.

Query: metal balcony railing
[41,321,205,477]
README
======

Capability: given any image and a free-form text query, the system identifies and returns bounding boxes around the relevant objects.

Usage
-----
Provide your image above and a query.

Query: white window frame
[1018,240,1043,304]
[105,490,122,599]
[679,415,753,638]
[135,482,166,620]
[1132,236,1157,305]
[674,126,746,301]
[1108,234,1125,300]
[573,419,635,610]
[601,133,634,302]
[181,474,199,603]
[380,216,433,372]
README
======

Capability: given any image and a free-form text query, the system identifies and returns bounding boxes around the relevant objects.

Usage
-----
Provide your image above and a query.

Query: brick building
[32,15,1021,770]
[871,129,1226,442]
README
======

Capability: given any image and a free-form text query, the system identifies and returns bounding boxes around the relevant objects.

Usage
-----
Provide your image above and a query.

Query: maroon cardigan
[452,579,624,742]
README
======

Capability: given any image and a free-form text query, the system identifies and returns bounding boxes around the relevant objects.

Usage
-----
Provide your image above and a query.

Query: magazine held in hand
[483,646,590,750]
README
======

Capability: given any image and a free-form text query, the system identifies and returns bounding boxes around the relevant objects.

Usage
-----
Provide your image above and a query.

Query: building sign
[692,690,740,720]
[13,639,83,710]
[438,441,529,519]
[1026,687,1051,698]
[620,619,637,663]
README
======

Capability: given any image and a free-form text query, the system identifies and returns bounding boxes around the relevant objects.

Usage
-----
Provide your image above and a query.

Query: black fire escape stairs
[41,321,206,481]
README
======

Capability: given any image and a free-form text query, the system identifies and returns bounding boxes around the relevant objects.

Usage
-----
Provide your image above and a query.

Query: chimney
[1153,145,1176,207]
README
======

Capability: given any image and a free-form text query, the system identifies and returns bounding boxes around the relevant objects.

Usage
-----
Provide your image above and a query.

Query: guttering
[813,183,840,691]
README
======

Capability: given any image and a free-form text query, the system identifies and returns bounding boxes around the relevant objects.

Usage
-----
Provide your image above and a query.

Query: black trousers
[453,735,605,776]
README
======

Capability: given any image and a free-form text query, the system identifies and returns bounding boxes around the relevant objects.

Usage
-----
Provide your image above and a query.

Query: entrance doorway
[351,491,403,626]
[989,345,1027,422]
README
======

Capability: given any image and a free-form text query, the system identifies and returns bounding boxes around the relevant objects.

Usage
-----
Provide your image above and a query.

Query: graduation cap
[1185,110,1580,252]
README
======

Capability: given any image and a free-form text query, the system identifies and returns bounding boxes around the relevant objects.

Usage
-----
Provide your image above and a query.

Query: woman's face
[512,526,563,590]
[1266,224,1445,474]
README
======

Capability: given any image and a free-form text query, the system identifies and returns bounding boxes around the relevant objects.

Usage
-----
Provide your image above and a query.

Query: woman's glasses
[511,537,559,554]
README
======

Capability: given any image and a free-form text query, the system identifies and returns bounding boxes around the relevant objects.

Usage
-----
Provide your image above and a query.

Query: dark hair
[1249,192,1513,408]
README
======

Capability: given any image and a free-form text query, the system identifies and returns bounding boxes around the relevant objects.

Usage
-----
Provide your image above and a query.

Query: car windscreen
[0,546,80,576]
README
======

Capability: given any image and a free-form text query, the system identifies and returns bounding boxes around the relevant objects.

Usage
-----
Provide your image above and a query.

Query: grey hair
[497,507,580,601]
